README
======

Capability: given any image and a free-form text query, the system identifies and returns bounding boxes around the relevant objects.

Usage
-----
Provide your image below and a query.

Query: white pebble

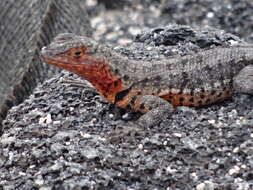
[108,114,114,118]
[46,114,52,124]
[233,147,239,153]
[228,165,240,175]
[138,144,143,149]
[206,12,214,18]
[81,132,92,139]
[173,133,182,138]
[208,119,216,124]
[34,179,44,186]
[196,183,205,190]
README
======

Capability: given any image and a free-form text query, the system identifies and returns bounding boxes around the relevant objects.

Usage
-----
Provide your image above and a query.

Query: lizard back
[105,45,253,106]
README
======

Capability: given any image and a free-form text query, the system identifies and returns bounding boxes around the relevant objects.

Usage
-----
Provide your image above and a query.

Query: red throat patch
[41,47,126,103]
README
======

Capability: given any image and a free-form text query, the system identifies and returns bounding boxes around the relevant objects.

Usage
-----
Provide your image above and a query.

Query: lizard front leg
[109,94,174,143]
[127,94,174,127]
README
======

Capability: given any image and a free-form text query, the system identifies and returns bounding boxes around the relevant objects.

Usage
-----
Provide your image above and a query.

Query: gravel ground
[1,0,253,190]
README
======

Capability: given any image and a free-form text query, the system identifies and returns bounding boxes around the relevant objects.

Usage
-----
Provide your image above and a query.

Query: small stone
[106,33,118,40]
[29,165,36,169]
[108,113,114,118]
[173,133,182,138]
[50,163,62,171]
[18,171,26,176]
[190,172,198,180]
[228,165,240,175]
[227,109,238,119]
[39,187,52,190]
[39,117,46,124]
[196,183,205,190]
[233,147,240,153]
[166,166,177,174]
[128,26,142,36]
[122,113,134,120]
[229,40,239,45]
[0,135,16,145]
[118,38,132,45]
[206,12,214,18]
[81,132,92,139]
[236,183,250,190]
[35,179,44,186]
[46,114,52,124]
[196,181,216,190]
[143,149,148,153]
[53,120,61,125]
[86,0,97,6]
[91,118,97,123]
[208,119,216,124]
[138,144,143,149]
[82,148,98,159]
[204,181,216,190]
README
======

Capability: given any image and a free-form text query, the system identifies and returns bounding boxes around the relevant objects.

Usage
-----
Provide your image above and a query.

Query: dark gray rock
[0,0,92,134]
[161,0,253,42]
[1,1,253,190]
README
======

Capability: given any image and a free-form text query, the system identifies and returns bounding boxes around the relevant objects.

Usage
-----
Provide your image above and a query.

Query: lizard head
[40,33,124,100]
[40,33,99,72]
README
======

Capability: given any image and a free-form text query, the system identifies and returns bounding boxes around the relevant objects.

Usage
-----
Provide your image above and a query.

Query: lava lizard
[40,33,253,127]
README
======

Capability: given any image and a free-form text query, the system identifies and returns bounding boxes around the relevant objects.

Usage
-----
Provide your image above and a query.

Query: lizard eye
[69,47,86,59]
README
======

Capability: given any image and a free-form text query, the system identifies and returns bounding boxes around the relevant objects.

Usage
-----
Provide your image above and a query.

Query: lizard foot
[130,95,175,127]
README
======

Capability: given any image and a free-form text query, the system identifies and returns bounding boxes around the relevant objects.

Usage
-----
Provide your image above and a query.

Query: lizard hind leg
[233,65,253,95]
[131,95,175,127]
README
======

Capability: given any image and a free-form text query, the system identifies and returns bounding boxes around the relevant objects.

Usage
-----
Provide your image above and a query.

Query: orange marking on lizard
[41,47,126,104]
[160,90,232,107]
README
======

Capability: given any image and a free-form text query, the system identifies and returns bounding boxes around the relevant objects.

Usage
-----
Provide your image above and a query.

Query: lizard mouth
[40,52,98,79]
[40,55,90,77]
[41,56,74,65]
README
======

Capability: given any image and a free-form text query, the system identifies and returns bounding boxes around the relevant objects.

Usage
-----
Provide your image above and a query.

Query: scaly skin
[40,33,253,126]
